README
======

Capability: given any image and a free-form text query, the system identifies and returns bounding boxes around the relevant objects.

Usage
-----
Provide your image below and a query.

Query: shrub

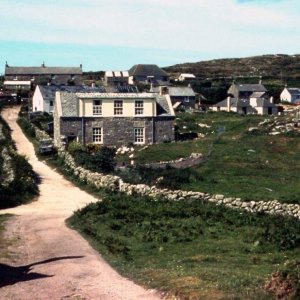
[73,146,116,173]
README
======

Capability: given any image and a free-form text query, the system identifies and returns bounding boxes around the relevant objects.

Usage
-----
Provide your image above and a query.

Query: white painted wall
[32,86,44,112]
[79,97,156,117]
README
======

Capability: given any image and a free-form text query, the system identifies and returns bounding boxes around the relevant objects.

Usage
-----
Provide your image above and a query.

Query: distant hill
[163,54,300,83]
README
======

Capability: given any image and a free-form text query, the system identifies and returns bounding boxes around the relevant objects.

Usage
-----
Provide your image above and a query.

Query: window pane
[114,100,123,115]
[93,127,102,143]
[134,127,144,144]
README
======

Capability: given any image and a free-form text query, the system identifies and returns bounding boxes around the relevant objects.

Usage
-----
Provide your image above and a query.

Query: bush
[73,146,116,173]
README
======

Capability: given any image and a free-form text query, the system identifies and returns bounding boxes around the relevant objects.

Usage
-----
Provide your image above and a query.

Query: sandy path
[0,106,161,300]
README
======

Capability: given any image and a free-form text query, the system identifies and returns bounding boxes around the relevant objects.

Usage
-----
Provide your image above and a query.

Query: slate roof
[151,86,196,97]
[38,85,106,102]
[5,66,82,75]
[60,92,79,117]
[286,88,300,95]
[128,64,169,77]
[156,95,173,115]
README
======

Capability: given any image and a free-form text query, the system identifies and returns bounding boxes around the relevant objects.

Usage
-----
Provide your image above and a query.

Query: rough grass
[68,194,300,300]
[119,112,300,203]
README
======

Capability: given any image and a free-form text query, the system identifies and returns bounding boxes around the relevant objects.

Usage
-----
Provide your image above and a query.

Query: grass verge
[68,193,300,300]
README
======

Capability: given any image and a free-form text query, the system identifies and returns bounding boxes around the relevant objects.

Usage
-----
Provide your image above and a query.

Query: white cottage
[280,88,300,104]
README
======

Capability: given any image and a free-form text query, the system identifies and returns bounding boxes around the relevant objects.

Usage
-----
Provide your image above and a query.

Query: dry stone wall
[59,151,300,220]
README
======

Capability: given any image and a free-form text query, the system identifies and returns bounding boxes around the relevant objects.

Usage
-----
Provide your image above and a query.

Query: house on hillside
[280,87,300,104]
[4,62,83,88]
[211,93,278,115]
[54,92,175,147]
[128,64,170,86]
[178,73,196,82]
[104,71,129,86]
[151,86,197,109]
[228,83,267,99]
[32,85,106,113]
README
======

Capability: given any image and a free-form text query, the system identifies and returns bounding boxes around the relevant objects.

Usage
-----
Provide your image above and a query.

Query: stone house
[228,83,267,99]
[211,94,278,115]
[128,64,170,86]
[4,62,83,88]
[54,91,175,147]
[280,87,300,104]
[32,85,106,113]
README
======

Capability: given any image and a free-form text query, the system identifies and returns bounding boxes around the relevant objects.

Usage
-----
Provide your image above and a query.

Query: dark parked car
[39,139,54,154]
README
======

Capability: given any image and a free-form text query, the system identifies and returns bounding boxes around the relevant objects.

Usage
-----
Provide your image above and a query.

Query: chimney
[42,62,45,68]
[91,82,95,87]
[160,86,168,96]
[259,76,262,85]
[227,96,231,112]
[80,64,82,69]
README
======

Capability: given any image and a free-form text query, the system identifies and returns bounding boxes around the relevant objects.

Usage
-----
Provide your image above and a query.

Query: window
[135,100,144,115]
[114,100,123,115]
[50,100,54,107]
[93,100,102,115]
[134,127,144,144]
[93,127,102,143]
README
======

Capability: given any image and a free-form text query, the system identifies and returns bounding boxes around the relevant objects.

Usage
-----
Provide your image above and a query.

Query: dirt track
[0,106,161,300]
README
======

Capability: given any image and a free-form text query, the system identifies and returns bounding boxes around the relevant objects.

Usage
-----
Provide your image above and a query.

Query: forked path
[0,106,161,300]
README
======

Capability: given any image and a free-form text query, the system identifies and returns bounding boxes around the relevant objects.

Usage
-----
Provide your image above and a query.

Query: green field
[117,112,300,203]
[68,193,300,299]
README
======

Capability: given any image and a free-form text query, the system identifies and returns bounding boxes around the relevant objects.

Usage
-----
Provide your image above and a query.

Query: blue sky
[0,0,299,72]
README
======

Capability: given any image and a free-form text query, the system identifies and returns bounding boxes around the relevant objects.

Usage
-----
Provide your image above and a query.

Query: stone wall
[59,151,300,220]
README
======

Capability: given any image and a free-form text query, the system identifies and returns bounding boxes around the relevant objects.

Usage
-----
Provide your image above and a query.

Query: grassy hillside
[164,54,300,83]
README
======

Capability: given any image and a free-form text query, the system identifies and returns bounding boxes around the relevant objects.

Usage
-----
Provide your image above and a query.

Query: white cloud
[0,0,299,57]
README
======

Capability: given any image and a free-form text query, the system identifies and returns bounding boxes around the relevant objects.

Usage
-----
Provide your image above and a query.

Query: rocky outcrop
[59,151,300,220]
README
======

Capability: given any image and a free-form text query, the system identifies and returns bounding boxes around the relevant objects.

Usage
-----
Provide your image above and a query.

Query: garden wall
[59,151,300,220]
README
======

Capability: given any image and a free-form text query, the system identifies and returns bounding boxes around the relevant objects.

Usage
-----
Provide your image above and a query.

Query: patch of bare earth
[0,106,161,300]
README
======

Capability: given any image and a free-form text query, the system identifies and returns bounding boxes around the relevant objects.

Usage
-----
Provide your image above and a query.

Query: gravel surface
[0,106,162,300]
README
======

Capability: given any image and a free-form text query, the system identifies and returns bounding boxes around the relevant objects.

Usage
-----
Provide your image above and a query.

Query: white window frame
[135,100,144,115]
[93,100,102,115]
[134,127,145,144]
[114,100,123,115]
[92,127,103,144]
